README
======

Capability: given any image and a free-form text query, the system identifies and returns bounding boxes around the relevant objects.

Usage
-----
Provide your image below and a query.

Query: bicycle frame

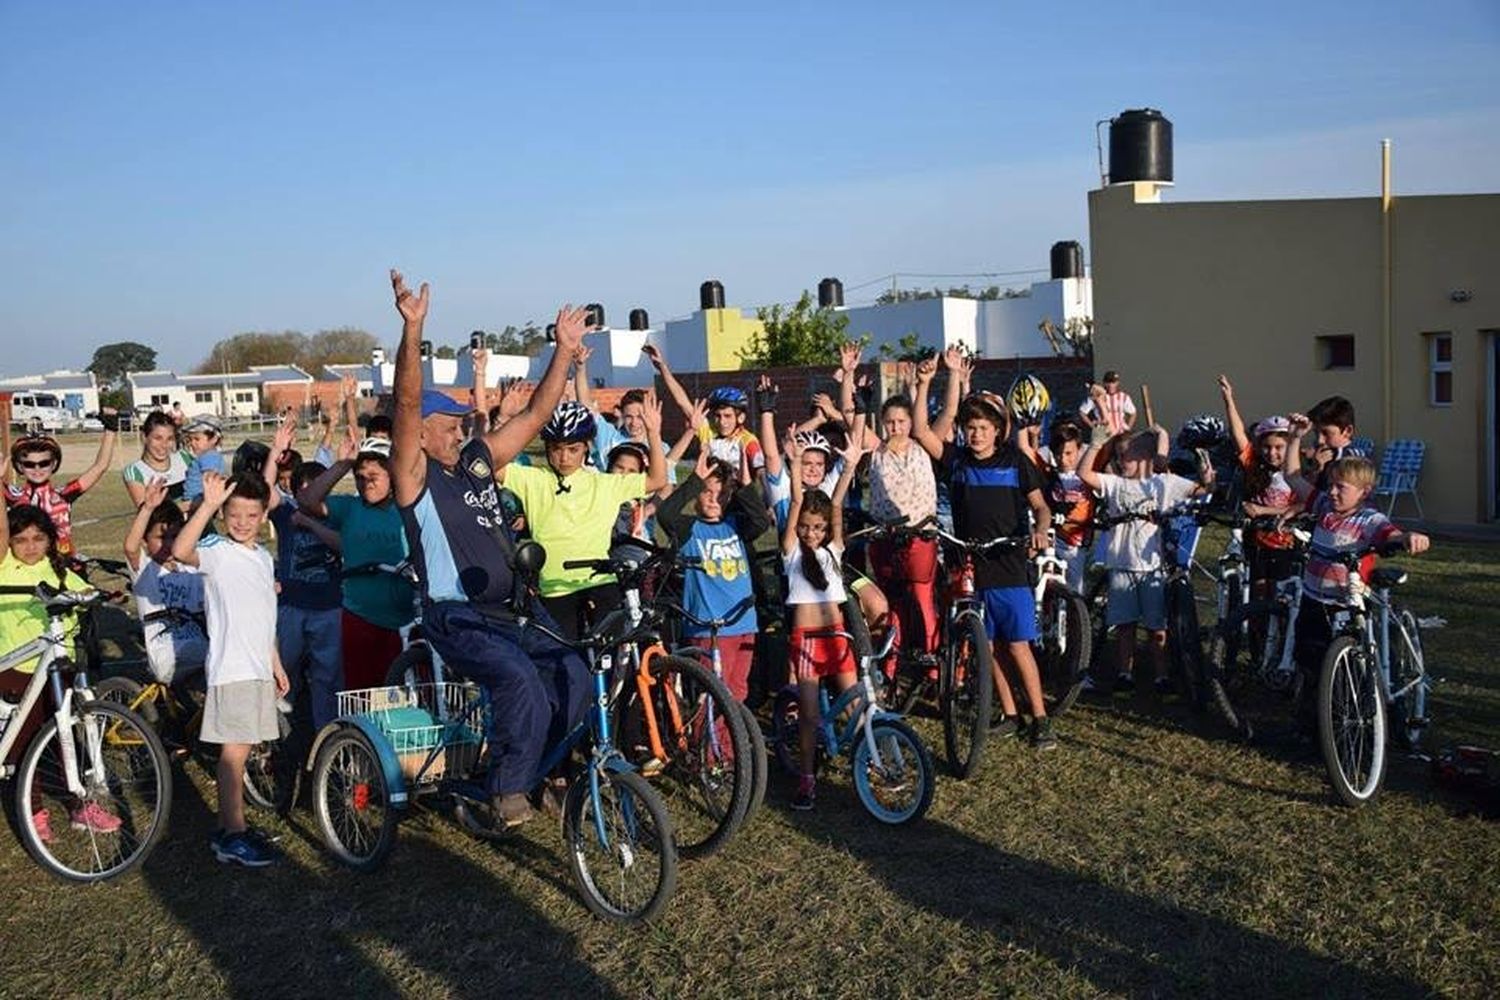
[1329,579,1426,709]
[804,627,901,772]
[0,621,100,797]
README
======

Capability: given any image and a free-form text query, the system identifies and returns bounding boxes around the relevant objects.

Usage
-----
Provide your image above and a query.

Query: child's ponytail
[796,491,834,592]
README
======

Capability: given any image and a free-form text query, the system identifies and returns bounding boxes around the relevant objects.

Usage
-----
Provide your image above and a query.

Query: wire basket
[337,682,485,783]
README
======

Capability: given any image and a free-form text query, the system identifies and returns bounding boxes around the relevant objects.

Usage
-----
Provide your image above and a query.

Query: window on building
[1316,335,1356,371]
[194,391,212,403]
[358,387,374,398]
[1427,332,1453,406]
[150,394,170,406]
[235,391,255,404]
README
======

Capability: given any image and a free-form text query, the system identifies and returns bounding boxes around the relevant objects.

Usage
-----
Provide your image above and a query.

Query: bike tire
[1037,581,1090,717]
[1390,608,1428,753]
[93,676,160,728]
[564,768,678,923]
[852,717,935,825]
[1205,623,1254,741]
[1317,637,1388,808]
[942,613,993,779]
[243,738,296,814]
[770,686,804,779]
[14,700,172,882]
[737,700,768,823]
[613,654,752,859]
[311,726,400,871]
[384,644,436,690]
[1166,577,1205,708]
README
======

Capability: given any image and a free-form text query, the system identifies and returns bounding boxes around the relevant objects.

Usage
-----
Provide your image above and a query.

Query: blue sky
[3,0,1497,373]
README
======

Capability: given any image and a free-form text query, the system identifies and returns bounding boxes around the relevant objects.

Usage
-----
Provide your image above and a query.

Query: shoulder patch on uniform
[468,457,492,479]
[198,535,225,549]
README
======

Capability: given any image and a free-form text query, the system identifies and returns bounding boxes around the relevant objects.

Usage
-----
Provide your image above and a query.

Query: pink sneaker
[69,801,123,834]
[32,809,54,844]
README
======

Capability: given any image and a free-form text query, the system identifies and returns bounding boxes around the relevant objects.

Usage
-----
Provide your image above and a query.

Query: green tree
[878,332,932,362]
[487,324,548,357]
[302,327,379,374]
[433,344,457,359]
[738,291,865,369]
[194,331,307,373]
[85,341,157,387]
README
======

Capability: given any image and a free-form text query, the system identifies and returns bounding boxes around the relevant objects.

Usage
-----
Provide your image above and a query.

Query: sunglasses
[17,459,55,470]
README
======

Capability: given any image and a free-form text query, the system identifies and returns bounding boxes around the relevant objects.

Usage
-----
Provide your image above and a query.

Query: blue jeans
[422,602,590,797]
[276,604,343,729]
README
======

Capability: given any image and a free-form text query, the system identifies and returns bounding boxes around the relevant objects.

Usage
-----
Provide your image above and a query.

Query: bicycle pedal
[639,757,666,777]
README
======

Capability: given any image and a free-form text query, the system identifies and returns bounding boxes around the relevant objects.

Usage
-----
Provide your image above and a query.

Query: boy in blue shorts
[914,384,1055,748]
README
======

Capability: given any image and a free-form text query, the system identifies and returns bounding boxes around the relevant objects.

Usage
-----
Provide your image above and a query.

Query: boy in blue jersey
[388,269,593,829]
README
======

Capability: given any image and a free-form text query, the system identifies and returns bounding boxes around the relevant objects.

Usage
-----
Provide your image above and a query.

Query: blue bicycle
[308,542,678,923]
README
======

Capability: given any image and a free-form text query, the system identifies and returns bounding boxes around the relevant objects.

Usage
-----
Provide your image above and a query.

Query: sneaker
[792,776,816,812]
[1031,716,1058,751]
[32,809,53,845]
[1078,674,1100,694]
[989,712,1019,739]
[69,800,122,834]
[494,792,535,829]
[213,830,277,868]
[1113,673,1136,697]
[539,778,568,819]
[1153,676,1178,701]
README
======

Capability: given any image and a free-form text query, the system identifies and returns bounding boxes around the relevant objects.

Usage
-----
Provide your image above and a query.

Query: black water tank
[700,280,725,311]
[419,340,432,359]
[1108,108,1173,184]
[628,308,649,331]
[1050,241,1084,280]
[585,303,606,329]
[818,277,844,309]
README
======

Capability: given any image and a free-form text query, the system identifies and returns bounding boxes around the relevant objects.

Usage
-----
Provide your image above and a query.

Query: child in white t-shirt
[123,478,208,684]
[1078,428,1212,696]
[172,471,288,868]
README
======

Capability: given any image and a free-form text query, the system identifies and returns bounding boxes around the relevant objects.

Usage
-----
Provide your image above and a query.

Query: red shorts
[341,609,403,690]
[789,627,857,683]
[688,634,755,703]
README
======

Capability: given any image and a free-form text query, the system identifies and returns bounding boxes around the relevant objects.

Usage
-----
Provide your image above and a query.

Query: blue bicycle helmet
[541,401,597,444]
[707,385,750,412]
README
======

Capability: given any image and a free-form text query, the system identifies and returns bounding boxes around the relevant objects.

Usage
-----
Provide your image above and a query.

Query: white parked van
[8,392,79,433]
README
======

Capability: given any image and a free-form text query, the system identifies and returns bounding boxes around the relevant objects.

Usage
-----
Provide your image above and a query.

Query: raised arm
[781,428,806,556]
[928,346,967,444]
[261,413,297,511]
[910,355,946,459]
[642,344,695,422]
[755,376,783,478]
[1076,438,1105,492]
[123,477,168,571]
[74,409,120,494]
[471,347,490,433]
[1218,374,1250,454]
[172,472,233,568]
[828,438,864,547]
[485,305,591,468]
[572,344,595,411]
[640,390,668,493]
[390,268,431,507]
[298,428,355,518]
[293,510,343,552]
[342,372,360,441]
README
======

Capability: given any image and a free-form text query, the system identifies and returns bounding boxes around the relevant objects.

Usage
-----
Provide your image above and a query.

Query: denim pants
[276,604,343,730]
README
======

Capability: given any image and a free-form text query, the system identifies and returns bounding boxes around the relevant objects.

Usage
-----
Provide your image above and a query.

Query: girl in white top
[781,429,863,811]
[122,411,191,507]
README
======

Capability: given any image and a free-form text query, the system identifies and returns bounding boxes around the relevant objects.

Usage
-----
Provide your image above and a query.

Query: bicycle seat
[1370,567,1408,590]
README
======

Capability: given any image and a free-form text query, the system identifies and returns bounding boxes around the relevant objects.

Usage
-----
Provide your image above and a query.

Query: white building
[0,370,100,417]
[128,365,314,417]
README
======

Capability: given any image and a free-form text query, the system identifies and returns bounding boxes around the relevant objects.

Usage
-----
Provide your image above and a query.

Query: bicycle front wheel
[1166,578,1205,708]
[565,768,678,923]
[942,613,993,779]
[614,654,751,859]
[852,718,934,824]
[1317,637,1388,807]
[1036,581,1090,716]
[14,700,172,882]
[1390,608,1428,753]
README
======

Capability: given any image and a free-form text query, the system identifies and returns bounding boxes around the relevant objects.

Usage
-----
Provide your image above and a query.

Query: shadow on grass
[783,794,1430,998]
[142,776,621,998]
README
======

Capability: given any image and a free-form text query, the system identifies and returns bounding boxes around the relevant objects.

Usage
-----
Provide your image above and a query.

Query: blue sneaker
[213,829,278,868]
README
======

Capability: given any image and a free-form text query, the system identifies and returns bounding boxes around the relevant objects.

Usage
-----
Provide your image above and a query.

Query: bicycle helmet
[10,434,62,471]
[1176,414,1227,450]
[706,385,750,412]
[958,390,1008,426]
[231,439,271,478]
[793,430,833,457]
[356,437,392,459]
[1006,373,1051,427]
[1252,415,1292,439]
[606,440,651,469]
[540,401,597,444]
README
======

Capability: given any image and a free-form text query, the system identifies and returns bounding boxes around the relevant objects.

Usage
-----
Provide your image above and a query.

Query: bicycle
[1030,513,1092,716]
[0,582,172,881]
[308,540,679,922]
[768,618,935,823]
[1314,541,1432,807]
[567,539,756,860]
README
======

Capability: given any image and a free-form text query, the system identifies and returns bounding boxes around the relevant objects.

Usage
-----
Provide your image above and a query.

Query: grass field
[2,463,1498,999]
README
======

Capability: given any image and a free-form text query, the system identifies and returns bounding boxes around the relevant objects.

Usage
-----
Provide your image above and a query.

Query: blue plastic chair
[1372,440,1425,517]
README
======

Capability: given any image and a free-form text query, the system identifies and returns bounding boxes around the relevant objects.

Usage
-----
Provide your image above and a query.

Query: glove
[98,411,120,432]
[754,380,779,415]
[853,380,875,416]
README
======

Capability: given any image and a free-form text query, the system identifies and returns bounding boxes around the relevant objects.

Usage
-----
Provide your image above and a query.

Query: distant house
[0,370,100,417]
[128,365,314,417]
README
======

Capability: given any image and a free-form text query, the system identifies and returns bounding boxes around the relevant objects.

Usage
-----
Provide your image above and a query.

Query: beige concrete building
[1088,178,1500,524]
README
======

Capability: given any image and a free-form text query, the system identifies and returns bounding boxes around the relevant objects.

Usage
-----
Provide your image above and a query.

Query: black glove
[853,380,875,416]
[754,380,779,415]
[98,411,120,432]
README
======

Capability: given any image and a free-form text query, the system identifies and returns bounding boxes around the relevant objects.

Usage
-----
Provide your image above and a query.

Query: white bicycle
[0,582,171,881]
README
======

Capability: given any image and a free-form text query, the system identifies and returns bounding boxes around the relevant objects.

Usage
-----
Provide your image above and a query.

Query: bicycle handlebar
[663,596,755,632]
[341,560,418,583]
[142,607,207,629]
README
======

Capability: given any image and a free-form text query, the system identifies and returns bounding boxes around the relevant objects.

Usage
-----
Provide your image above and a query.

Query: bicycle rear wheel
[565,768,677,923]
[770,686,803,778]
[1166,577,1205,708]
[384,644,436,689]
[737,700,768,822]
[1317,637,1388,807]
[1036,581,1090,716]
[942,613,993,779]
[1389,608,1428,753]
[312,727,399,871]
[613,654,751,859]
[14,700,172,882]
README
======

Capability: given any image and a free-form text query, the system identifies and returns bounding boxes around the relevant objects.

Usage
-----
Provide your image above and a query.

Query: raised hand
[738,443,752,485]
[341,374,357,401]
[687,397,709,433]
[551,305,591,355]
[753,374,779,413]
[201,471,235,510]
[839,340,862,374]
[942,344,966,372]
[641,343,667,371]
[338,425,358,463]
[573,344,592,366]
[473,347,488,373]
[500,380,530,419]
[897,360,916,389]
[640,389,664,438]
[273,413,298,454]
[1217,374,1234,401]
[785,422,803,461]
[694,444,714,481]
[390,269,430,326]
[142,477,168,510]
[1287,412,1312,438]
[915,355,937,385]
[812,393,838,420]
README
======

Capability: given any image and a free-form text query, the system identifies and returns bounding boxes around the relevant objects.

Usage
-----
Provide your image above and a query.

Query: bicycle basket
[338,682,484,782]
